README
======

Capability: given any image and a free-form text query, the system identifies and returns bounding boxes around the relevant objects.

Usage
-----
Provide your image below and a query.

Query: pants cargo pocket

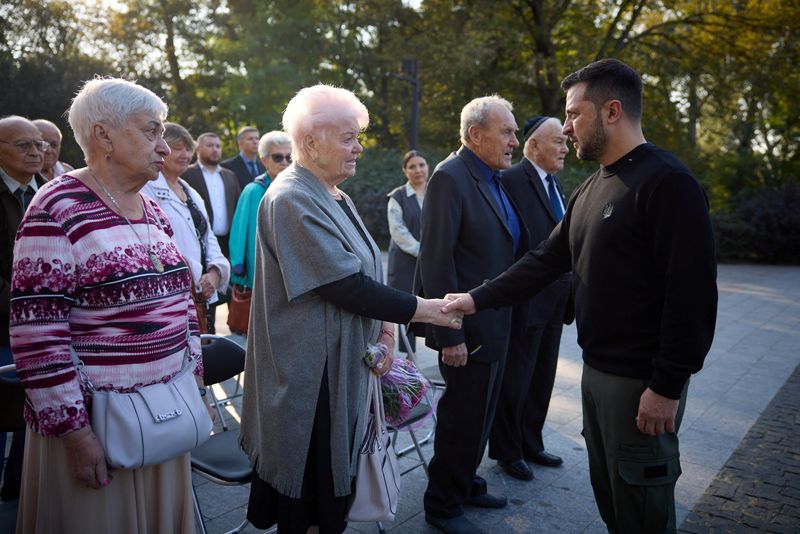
[616,446,682,533]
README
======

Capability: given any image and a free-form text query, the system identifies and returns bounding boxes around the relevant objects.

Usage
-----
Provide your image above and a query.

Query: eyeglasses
[269,153,292,163]
[0,140,50,153]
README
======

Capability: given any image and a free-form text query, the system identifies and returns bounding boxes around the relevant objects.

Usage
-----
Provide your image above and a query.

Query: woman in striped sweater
[9,78,210,534]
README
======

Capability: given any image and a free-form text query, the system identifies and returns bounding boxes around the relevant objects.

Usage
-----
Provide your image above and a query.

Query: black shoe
[525,450,563,467]
[425,513,484,534]
[497,459,534,480]
[465,492,508,509]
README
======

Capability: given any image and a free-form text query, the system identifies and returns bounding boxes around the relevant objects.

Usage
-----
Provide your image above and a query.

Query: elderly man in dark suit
[221,126,265,190]
[0,115,47,501]
[488,116,572,482]
[415,96,526,534]
[183,132,241,258]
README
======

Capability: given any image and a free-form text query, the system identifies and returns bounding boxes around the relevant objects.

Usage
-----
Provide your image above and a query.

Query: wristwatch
[198,387,207,397]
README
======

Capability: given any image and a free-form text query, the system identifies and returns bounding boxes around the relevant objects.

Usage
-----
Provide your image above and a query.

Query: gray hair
[258,131,292,157]
[32,119,62,141]
[460,95,513,145]
[68,77,167,156]
[282,84,369,157]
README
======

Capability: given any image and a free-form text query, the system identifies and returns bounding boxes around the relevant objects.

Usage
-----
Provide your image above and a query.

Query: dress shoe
[425,513,484,534]
[465,492,508,508]
[497,459,534,480]
[525,450,563,467]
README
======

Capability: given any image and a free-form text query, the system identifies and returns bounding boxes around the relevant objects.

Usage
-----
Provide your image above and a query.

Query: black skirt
[247,371,349,534]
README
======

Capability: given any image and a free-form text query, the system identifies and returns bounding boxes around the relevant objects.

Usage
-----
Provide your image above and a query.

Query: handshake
[413,293,477,329]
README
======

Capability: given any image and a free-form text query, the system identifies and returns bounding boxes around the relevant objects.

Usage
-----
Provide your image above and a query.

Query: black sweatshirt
[471,143,717,399]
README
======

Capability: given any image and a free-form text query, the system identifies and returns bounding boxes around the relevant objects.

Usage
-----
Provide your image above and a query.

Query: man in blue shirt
[414,96,526,534]
[221,126,266,190]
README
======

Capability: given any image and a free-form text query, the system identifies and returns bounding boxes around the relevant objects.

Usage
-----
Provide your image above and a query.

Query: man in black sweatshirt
[443,59,717,533]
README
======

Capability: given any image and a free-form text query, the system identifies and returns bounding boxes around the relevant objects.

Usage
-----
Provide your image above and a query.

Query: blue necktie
[249,160,258,178]
[492,173,521,253]
[14,187,34,212]
[546,175,564,221]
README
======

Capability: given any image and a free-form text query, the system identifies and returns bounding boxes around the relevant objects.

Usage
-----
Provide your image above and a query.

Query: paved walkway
[197,264,800,533]
[679,363,800,533]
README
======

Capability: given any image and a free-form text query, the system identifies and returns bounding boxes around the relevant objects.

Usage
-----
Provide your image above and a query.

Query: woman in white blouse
[142,123,230,330]
[385,150,429,353]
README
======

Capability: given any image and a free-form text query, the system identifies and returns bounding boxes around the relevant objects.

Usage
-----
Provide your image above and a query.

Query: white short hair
[460,95,513,145]
[258,131,292,157]
[282,84,368,154]
[68,77,168,156]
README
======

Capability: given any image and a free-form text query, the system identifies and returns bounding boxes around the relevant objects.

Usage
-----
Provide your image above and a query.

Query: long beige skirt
[16,427,195,534]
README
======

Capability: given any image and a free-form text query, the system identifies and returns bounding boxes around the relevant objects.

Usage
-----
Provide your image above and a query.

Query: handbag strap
[370,373,388,434]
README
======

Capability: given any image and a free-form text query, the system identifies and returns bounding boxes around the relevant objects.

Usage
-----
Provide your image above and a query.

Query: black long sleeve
[317,272,416,324]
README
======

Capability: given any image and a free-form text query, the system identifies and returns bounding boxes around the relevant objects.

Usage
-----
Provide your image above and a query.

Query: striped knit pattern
[9,175,202,437]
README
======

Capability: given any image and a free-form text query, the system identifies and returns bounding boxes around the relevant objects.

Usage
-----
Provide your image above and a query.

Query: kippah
[523,116,550,142]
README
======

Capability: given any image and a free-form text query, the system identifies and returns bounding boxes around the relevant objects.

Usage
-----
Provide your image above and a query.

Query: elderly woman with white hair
[10,78,210,533]
[239,84,461,533]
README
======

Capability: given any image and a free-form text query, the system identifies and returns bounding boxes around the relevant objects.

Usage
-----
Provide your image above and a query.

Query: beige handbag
[346,373,400,522]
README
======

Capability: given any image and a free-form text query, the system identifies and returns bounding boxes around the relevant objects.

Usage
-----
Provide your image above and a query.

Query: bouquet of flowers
[381,357,430,427]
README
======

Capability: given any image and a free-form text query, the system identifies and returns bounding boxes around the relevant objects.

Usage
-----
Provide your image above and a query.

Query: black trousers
[423,354,504,518]
[489,310,565,461]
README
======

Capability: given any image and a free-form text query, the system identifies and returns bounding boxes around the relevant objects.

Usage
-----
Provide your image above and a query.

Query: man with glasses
[221,126,266,191]
[0,115,46,501]
[33,119,74,181]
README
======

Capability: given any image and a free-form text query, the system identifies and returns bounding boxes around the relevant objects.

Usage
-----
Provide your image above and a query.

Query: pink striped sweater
[9,175,202,437]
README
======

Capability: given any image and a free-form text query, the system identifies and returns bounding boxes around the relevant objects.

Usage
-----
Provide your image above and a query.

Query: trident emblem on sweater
[602,202,614,219]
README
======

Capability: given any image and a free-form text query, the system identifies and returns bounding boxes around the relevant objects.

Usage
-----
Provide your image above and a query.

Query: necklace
[88,171,165,273]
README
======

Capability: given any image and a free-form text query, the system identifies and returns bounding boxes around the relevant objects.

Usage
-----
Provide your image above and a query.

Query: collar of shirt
[462,146,494,183]
[239,152,258,165]
[525,157,550,190]
[402,183,418,197]
[199,162,222,177]
[1,168,39,194]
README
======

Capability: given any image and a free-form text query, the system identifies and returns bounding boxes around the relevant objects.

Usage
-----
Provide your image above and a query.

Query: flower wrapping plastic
[379,355,430,427]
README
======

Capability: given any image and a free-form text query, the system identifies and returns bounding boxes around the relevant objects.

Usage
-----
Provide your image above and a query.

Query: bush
[713,184,800,264]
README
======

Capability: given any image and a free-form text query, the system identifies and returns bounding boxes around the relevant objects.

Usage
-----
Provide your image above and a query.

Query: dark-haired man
[442,59,718,533]
[222,126,265,190]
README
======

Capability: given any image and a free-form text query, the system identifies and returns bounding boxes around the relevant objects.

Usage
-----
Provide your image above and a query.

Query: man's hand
[442,343,468,367]
[636,387,679,436]
[413,297,464,329]
[62,426,112,489]
[441,293,477,316]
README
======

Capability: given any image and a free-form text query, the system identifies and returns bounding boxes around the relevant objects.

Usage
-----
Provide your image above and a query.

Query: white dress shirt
[387,183,424,257]
[528,158,566,215]
[199,163,229,236]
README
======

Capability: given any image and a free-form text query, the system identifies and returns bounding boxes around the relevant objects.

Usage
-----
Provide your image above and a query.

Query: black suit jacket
[181,164,241,234]
[502,158,573,326]
[221,154,266,191]
[413,147,529,363]
[1,173,47,346]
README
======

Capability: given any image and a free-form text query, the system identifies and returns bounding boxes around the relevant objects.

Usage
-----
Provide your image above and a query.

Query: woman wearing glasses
[227,131,292,333]
[141,122,230,332]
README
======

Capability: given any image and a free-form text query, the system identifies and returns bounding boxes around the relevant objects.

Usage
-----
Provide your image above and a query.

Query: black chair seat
[191,431,251,484]
[386,399,433,431]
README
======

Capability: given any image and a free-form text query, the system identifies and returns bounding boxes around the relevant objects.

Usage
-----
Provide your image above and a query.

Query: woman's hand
[371,326,395,376]
[61,426,112,489]
[199,268,221,300]
[412,297,464,329]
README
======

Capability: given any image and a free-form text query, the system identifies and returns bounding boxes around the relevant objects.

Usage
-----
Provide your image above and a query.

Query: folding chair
[191,335,267,534]
[199,333,244,431]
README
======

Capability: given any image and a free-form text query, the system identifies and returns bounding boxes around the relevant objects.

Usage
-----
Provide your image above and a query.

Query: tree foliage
[1,0,797,259]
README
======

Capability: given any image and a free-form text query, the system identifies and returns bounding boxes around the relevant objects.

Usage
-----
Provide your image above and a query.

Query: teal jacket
[229,174,270,288]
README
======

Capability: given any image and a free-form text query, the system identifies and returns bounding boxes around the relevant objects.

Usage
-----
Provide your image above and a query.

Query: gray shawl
[239,163,382,498]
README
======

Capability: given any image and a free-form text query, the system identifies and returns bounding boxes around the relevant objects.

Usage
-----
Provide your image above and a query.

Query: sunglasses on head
[270,153,292,163]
